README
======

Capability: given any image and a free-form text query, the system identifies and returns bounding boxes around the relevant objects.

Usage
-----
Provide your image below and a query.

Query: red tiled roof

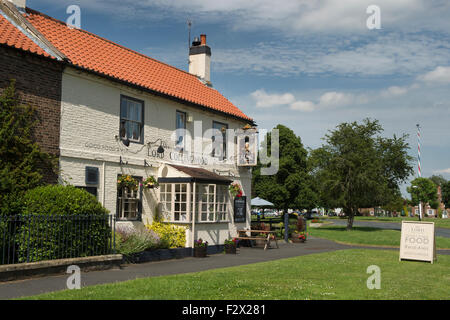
[0,12,52,58]
[7,8,252,122]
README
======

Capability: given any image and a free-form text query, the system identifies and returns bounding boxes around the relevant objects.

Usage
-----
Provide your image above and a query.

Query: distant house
[0,0,257,247]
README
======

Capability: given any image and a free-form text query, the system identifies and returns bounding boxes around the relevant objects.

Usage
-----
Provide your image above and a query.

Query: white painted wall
[189,53,211,83]
[59,67,252,246]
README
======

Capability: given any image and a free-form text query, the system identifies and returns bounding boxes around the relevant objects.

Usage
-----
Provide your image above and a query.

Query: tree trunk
[346,207,354,230]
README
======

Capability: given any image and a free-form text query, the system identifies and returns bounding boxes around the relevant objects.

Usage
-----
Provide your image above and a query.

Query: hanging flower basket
[143,176,159,189]
[229,183,243,199]
[117,175,139,191]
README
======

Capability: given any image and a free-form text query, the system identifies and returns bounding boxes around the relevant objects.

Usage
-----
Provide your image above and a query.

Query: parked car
[327,211,337,217]
[301,212,318,220]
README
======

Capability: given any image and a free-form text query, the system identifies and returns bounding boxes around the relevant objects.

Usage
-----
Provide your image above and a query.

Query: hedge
[14,185,112,263]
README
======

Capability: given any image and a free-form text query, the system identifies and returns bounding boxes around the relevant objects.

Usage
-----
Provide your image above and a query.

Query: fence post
[26,215,30,263]
[284,212,289,243]
[113,215,116,254]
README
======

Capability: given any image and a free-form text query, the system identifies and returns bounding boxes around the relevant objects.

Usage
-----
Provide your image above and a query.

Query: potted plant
[229,182,243,198]
[224,238,239,254]
[193,239,208,258]
[291,231,307,243]
[143,176,159,189]
[117,175,139,191]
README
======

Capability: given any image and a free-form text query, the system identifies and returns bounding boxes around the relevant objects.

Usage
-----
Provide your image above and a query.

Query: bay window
[159,182,229,223]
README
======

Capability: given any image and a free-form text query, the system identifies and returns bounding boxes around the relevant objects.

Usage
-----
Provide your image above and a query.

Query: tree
[442,181,450,208]
[407,177,438,218]
[252,125,317,212]
[311,119,413,230]
[429,175,447,187]
[382,192,405,214]
[0,80,55,214]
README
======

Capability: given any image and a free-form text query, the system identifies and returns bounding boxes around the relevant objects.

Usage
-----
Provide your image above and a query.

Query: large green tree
[252,124,317,212]
[407,177,438,217]
[311,119,413,230]
[0,80,55,214]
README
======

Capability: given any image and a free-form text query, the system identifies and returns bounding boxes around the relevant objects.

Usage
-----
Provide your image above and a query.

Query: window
[197,184,216,222]
[117,175,142,221]
[212,121,228,160]
[160,183,190,222]
[215,185,229,221]
[159,182,229,223]
[120,95,144,143]
[176,111,186,152]
[85,167,99,185]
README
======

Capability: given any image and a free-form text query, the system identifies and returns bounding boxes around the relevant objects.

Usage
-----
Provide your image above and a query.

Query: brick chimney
[189,34,211,85]
[7,0,26,12]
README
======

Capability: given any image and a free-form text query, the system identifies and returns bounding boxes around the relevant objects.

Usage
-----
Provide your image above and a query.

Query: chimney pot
[200,34,207,46]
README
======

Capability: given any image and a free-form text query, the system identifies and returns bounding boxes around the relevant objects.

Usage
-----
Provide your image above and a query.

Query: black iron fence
[0,214,116,265]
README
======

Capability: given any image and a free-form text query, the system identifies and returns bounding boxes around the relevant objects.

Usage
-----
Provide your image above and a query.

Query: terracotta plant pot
[194,246,207,258]
[225,244,237,254]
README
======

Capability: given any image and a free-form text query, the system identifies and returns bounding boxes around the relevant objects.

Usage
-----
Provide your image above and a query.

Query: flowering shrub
[146,222,186,249]
[292,231,307,241]
[229,182,243,198]
[117,175,139,191]
[114,225,160,256]
[224,238,239,246]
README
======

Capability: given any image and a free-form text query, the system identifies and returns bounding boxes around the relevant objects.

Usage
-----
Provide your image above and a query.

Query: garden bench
[236,230,279,251]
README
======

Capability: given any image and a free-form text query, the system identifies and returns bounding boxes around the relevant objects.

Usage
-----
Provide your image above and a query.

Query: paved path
[1,237,448,300]
[329,219,450,238]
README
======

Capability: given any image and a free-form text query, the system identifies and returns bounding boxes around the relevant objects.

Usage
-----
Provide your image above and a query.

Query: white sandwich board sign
[399,221,436,264]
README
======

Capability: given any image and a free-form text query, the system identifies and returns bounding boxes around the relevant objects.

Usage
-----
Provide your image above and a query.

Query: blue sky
[28,0,450,196]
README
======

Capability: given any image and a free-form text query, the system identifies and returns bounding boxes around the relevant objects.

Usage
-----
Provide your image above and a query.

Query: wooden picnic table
[236,229,279,250]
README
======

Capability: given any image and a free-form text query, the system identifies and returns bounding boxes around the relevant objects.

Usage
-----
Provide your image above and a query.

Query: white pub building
[0,1,258,248]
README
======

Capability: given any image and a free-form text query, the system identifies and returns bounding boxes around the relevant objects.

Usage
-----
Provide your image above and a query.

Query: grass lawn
[325,216,450,229]
[308,225,450,249]
[20,249,450,300]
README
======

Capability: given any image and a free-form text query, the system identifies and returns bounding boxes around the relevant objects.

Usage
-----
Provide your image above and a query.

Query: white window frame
[159,182,230,223]
[118,187,140,221]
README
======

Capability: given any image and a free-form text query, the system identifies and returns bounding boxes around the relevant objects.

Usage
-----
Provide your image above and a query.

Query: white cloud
[418,66,450,84]
[212,34,450,78]
[250,89,295,108]
[380,86,410,97]
[434,168,450,174]
[290,101,316,112]
[250,89,371,113]
[318,91,369,107]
